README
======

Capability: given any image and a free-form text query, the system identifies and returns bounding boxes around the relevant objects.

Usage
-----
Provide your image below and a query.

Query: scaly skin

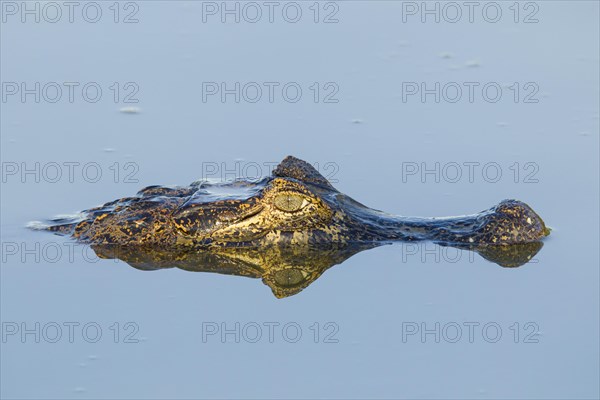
[36,156,550,248]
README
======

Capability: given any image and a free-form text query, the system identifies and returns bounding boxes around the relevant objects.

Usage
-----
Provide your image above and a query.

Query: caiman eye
[273,269,308,287]
[273,193,309,213]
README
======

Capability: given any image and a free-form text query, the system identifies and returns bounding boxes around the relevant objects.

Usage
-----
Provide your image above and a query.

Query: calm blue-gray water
[1,1,599,399]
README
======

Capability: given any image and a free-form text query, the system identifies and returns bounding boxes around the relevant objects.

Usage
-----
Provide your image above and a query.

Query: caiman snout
[473,199,550,244]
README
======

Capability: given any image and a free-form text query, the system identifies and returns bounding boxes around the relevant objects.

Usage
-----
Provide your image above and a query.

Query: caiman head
[37,155,550,247]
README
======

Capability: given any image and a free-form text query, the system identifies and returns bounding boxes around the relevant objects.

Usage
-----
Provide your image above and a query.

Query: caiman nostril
[471,199,550,245]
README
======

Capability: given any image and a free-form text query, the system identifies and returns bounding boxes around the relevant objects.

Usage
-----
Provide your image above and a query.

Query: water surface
[1,1,599,398]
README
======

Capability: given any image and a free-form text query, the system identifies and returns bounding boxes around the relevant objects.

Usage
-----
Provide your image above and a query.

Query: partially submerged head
[35,155,550,248]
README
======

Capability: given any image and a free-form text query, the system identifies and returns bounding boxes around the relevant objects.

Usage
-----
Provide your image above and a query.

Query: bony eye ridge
[273,193,308,213]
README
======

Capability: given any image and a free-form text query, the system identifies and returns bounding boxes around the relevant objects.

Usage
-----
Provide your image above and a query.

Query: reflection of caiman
[39,156,550,247]
[91,241,545,298]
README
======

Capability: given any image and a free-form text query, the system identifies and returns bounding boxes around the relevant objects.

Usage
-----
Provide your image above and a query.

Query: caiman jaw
[208,211,272,244]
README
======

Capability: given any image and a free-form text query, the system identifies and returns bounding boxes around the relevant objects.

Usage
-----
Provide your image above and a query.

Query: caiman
[31,156,550,297]
[34,156,550,248]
